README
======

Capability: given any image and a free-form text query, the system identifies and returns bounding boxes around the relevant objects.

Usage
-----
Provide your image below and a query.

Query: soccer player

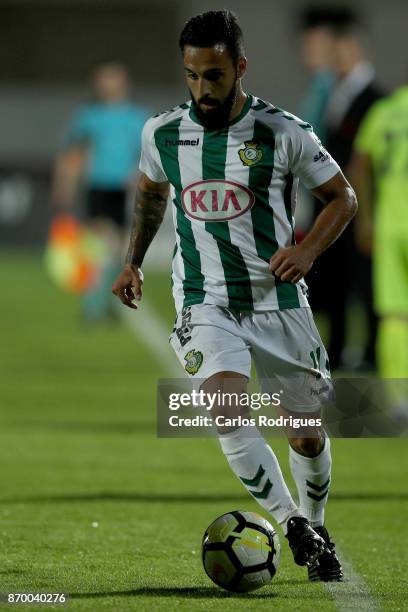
[353,85,408,386]
[112,10,357,581]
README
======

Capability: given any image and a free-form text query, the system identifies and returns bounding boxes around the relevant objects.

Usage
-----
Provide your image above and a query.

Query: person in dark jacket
[306,17,383,370]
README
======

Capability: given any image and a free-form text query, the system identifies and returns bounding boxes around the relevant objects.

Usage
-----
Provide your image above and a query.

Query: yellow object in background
[45,215,105,294]
[377,317,408,378]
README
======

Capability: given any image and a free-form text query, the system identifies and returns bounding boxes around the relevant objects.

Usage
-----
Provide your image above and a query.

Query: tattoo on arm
[125,186,168,266]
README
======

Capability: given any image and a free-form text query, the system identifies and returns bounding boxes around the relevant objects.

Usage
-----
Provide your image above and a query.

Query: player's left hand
[269,245,315,283]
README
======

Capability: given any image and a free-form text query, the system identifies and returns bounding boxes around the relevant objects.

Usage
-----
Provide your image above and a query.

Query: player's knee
[200,371,247,416]
[289,436,323,457]
[200,371,249,433]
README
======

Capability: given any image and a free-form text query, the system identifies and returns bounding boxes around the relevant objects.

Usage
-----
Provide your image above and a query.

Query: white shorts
[169,304,332,413]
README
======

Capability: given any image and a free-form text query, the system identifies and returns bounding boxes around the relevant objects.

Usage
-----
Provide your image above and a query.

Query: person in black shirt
[306,16,383,370]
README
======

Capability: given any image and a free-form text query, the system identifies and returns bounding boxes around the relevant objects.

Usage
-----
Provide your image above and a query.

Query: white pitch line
[322,547,380,611]
[116,300,181,377]
[119,297,381,611]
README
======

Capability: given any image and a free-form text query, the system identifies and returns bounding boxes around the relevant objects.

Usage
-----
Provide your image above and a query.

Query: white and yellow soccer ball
[202,510,280,592]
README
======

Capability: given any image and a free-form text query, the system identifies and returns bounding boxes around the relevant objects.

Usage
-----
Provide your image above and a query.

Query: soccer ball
[202,510,280,592]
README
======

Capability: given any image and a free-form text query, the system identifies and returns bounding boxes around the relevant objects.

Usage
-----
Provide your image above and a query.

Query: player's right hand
[112,264,143,310]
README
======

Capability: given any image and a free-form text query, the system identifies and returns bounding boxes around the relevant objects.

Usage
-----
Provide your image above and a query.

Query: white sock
[289,437,332,528]
[218,425,301,531]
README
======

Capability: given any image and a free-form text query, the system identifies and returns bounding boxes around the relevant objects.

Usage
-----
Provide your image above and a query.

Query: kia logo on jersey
[181,180,255,222]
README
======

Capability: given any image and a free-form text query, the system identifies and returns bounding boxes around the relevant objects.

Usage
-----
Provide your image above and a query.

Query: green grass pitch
[0,250,407,611]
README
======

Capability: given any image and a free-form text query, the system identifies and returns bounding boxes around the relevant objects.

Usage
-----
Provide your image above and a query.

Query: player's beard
[190,80,238,130]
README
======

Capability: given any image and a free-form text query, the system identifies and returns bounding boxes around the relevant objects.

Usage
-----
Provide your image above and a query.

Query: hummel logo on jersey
[182,180,255,222]
[165,138,200,146]
[314,149,329,163]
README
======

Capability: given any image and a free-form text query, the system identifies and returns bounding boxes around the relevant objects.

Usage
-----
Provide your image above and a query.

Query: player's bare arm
[112,172,169,309]
[269,172,357,283]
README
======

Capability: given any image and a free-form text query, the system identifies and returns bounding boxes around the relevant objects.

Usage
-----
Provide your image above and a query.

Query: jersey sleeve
[287,124,340,189]
[138,119,168,183]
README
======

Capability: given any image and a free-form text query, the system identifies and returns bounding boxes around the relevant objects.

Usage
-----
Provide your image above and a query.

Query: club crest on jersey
[184,349,203,375]
[182,180,255,222]
[238,141,263,166]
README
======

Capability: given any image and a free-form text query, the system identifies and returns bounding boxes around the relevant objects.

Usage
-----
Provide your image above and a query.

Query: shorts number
[175,307,192,347]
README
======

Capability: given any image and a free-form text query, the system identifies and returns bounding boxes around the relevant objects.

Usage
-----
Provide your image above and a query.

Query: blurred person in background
[298,6,337,144]
[52,61,150,324]
[305,11,383,370]
[295,8,337,277]
[352,83,408,402]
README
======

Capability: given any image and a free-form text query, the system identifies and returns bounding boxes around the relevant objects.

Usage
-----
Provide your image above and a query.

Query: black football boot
[308,525,344,582]
[286,516,327,566]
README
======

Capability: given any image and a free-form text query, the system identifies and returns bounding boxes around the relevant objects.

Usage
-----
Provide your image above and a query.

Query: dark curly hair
[179,10,245,65]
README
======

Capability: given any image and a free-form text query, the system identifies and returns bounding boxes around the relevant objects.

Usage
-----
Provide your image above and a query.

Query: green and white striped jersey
[139,94,340,313]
